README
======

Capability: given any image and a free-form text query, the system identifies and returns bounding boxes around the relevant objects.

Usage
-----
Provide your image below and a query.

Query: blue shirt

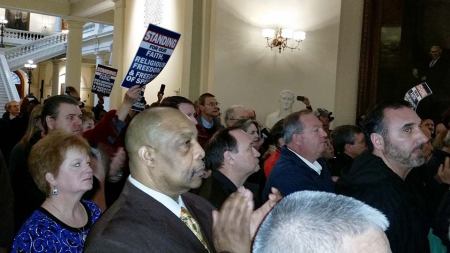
[11,199,101,253]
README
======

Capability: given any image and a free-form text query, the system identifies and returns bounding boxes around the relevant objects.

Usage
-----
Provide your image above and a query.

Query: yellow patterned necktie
[180,207,210,252]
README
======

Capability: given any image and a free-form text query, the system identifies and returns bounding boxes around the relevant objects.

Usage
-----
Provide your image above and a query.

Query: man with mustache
[85,107,214,252]
[85,107,282,252]
[337,101,431,253]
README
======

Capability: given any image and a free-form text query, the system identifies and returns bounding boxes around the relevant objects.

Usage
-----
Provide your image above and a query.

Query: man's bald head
[125,108,206,196]
[126,107,188,162]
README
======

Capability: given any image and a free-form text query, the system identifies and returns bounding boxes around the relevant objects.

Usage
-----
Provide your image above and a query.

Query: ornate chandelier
[262,28,306,53]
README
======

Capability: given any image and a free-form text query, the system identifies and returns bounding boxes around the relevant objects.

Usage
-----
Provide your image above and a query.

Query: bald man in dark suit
[85,108,214,252]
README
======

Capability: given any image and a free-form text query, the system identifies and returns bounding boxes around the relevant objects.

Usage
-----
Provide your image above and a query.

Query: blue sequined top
[11,199,101,253]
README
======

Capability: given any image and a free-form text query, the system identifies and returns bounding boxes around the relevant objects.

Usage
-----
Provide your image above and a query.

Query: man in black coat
[338,101,433,253]
[329,125,367,178]
[197,127,262,208]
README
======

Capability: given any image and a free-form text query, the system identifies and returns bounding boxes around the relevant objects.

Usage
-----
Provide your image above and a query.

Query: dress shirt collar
[430,57,440,67]
[287,147,322,175]
[128,176,186,218]
[200,116,214,129]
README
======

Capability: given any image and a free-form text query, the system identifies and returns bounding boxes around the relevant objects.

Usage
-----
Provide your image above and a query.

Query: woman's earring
[51,186,58,196]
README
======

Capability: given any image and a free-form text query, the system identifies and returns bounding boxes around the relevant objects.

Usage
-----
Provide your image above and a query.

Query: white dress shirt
[128,176,186,218]
[287,147,323,175]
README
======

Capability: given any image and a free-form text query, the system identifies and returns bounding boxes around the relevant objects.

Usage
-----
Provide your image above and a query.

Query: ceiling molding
[70,0,114,18]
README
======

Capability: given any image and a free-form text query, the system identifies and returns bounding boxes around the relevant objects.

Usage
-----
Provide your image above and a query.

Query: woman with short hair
[11,130,101,253]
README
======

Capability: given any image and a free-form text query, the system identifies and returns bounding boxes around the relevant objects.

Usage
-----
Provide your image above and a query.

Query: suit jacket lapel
[125,183,210,252]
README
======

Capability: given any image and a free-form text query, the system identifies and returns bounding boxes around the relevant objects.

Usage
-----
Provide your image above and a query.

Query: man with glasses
[196,93,223,147]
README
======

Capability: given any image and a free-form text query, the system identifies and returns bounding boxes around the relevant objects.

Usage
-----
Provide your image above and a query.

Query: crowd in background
[0,80,449,253]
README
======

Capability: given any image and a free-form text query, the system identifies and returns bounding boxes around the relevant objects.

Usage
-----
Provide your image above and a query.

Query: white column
[54,17,62,32]
[95,52,105,65]
[333,0,364,125]
[94,52,111,110]
[51,60,60,95]
[64,20,84,95]
[109,0,125,109]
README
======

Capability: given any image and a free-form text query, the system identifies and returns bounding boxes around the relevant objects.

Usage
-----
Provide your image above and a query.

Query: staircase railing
[4,28,46,43]
[0,23,113,111]
[4,33,68,70]
[0,55,20,104]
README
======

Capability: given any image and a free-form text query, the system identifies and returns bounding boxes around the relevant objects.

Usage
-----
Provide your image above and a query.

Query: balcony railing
[4,28,46,42]
[4,33,68,70]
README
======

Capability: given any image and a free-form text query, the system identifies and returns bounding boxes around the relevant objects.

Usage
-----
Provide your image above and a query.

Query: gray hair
[224,105,246,123]
[283,110,312,144]
[253,191,389,253]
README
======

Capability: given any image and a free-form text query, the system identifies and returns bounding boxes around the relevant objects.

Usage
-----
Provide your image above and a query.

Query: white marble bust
[265,90,295,129]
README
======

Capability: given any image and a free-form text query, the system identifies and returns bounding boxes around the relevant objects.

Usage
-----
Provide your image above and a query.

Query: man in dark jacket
[85,108,281,253]
[263,110,334,200]
[197,127,261,208]
[329,125,367,178]
[337,101,431,253]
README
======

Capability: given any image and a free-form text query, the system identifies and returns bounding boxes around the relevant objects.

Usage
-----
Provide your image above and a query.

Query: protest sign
[404,82,433,109]
[121,24,181,88]
[91,64,118,97]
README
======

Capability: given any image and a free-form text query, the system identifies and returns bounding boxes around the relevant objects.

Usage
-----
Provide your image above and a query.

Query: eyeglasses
[205,102,219,107]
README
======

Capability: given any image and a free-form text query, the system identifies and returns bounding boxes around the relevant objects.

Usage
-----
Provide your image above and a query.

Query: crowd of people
[0,83,449,253]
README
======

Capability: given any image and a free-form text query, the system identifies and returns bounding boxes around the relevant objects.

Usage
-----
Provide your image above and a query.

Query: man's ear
[224,150,234,166]
[138,145,156,167]
[370,133,384,151]
[46,115,56,131]
[198,104,205,112]
[292,132,302,146]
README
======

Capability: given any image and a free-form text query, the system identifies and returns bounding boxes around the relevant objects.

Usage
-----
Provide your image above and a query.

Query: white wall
[123,0,192,104]
[29,13,58,34]
[211,0,342,126]
[333,0,364,126]
[115,0,363,126]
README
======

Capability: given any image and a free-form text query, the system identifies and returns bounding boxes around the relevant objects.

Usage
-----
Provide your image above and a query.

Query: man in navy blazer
[263,109,334,200]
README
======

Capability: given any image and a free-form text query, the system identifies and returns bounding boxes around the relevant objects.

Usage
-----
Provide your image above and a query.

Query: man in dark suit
[197,127,261,208]
[329,125,367,178]
[263,110,334,200]
[85,108,214,252]
[416,45,450,121]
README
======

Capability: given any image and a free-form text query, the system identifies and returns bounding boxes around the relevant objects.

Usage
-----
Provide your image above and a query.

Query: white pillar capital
[112,0,125,9]
[66,20,85,30]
